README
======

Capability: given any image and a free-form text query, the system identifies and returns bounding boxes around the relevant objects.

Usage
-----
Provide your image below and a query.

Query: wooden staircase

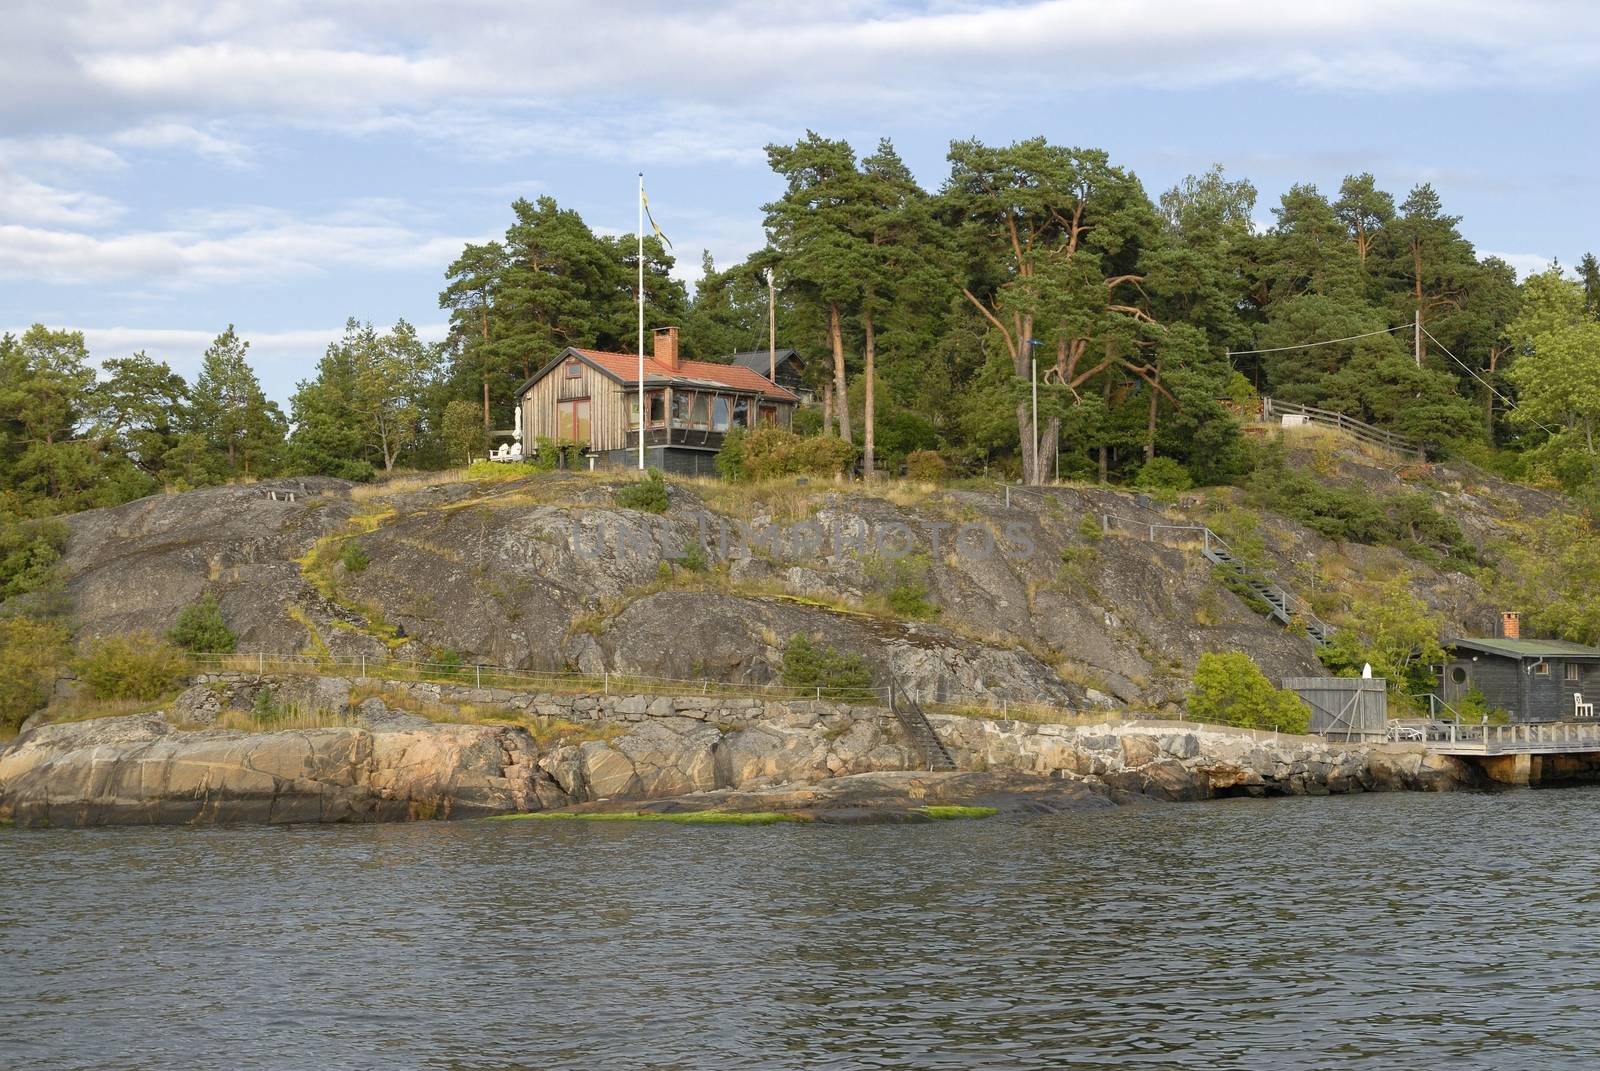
[888,677,957,771]
[1199,533,1332,646]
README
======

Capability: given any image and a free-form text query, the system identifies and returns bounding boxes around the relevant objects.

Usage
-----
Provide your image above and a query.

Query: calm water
[3,789,1598,1070]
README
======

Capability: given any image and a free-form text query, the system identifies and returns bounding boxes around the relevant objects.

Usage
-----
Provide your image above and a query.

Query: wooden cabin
[513,327,799,476]
[1442,613,1600,723]
[726,347,811,402]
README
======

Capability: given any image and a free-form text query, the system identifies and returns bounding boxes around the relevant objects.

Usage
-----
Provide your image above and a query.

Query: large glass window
[560,398,590,443]
[690,393,710,428]
[732,397,750,427]
[672,393,690,426]
[712,396,730,431]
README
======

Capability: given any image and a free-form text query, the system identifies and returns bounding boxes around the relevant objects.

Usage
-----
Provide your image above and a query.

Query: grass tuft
[491,810,808,825]
[918,805,999,820]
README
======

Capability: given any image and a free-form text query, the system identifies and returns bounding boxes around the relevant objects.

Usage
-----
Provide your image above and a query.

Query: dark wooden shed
[1442,637,1600,723]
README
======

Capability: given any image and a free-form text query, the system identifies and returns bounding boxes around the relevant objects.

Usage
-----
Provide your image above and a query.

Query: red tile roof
[575,348,800,402]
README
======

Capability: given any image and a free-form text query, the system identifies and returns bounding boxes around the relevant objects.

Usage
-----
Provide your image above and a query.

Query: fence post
[475,664,481,688]
[258,651,264,675]
[360,654,366,680]
[1004,485,1011,508]
[603,670,610,695]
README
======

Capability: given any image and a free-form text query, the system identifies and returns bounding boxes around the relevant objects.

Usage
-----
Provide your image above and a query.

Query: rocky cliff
[41,439,1545,712]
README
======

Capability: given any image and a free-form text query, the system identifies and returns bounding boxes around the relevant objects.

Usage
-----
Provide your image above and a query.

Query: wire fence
[185,652,1108,725]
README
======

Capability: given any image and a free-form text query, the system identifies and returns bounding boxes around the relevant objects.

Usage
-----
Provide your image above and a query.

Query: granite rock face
[0,680,1481,828]
[0,714,552,827]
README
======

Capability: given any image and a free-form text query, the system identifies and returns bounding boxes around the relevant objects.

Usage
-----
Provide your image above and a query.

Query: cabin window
[564,361,582,379]
[1567,664,1581,682]
[672,393,690,426]
[712,396,730,432]
[628,391,668,430]
[690,393,710,428]
[759,404,778,426]
[1535,661,1550,676]
[559,397,590,443]
[732,397,750,427]
[1450,666,1468,685]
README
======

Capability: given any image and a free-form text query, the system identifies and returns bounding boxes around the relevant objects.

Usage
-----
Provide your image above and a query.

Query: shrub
[781,635,875,700]
[1133,456,1193,493]
[615,469,669,513]
[1076,514,1104,543]
[0,516,69,603]
[0,616,71,734]
[675,541,709,572]
[168,593,236,653]
[864,553,936,619]
[341,541,371,573]
[715,426,746,480]
[74,633,190,702]
[1187,651,1309,733]
[527,438,586,472]
[903,450,948,482]
[730,428,855,481]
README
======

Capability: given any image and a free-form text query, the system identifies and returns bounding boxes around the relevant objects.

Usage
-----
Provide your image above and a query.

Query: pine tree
[188,326,285,478]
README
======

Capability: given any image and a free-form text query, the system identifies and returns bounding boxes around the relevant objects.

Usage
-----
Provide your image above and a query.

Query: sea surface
[3,788,1597,1070]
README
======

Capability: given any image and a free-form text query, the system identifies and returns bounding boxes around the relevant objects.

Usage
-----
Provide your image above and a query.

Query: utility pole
[1414,312,1423,368]
[1031,355,1039,487]
[766,269,777,382]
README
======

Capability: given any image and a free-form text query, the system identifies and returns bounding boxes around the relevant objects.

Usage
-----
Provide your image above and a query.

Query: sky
[3,0,1599,403]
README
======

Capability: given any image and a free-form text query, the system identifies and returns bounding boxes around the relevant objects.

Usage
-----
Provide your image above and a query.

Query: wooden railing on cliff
[1261,397,1426,461]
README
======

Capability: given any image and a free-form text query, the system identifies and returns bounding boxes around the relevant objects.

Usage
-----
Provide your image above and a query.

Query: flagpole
[637,172,646,471]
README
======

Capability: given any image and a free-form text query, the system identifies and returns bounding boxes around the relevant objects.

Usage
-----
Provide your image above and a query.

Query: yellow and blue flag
[641,186,672,250]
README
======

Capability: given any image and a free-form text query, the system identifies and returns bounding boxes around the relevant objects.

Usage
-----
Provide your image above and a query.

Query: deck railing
[1262,398,1426,460]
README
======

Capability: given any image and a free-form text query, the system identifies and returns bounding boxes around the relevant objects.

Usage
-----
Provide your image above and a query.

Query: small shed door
[1443,661,1472,707]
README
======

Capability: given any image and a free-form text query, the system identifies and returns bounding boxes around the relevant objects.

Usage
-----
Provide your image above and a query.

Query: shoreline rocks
[0,678,1492,828]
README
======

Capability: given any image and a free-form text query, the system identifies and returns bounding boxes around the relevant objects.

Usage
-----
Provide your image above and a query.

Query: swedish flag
[641,186,672,250]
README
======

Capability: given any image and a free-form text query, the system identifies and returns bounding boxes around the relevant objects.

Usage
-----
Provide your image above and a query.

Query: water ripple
[3,789,1598,1069]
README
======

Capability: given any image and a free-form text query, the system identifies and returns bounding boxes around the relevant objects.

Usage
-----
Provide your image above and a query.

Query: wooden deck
[1396,720,1600,756]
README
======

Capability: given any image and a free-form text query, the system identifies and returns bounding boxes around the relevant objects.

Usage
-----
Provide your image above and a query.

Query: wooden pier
[1396,720,1600,757]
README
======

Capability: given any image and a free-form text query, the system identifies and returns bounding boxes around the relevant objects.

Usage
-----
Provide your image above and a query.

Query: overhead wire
[1226,322,1413,356]
[1419,324,1559,436]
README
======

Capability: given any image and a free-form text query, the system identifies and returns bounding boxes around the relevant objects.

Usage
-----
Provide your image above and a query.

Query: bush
[0,616,71,734]
[715,426,746,480]
[1187,651,1309,733]
[74,633,190,702]
[675,541,709,572]
[1076,513,1104,543]
[615,469,670,513]
[723,428,855,481]
[0,516,69,604]
[168,593,236,653]
[781,635,875,699]
[341,541,371,573]
[903,450,948,482]
[1132,456,1193,493]
[864,553,937,619]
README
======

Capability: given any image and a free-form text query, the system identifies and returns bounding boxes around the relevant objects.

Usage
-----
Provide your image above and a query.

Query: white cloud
[0,169,123,227]
[111,121,254,167]
[0,204,482,287]
[1481,250,1560,279]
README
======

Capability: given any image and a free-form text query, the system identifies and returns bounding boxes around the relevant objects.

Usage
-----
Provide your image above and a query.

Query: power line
[1226,322,1413,357]
[1419,325,1559,436]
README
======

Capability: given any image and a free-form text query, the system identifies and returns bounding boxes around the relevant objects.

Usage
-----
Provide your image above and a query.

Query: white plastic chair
[1576,693,1594,719]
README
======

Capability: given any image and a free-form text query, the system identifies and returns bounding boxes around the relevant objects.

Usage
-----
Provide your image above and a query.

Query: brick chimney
[1501,611,1522,640]
[652,326,680,372]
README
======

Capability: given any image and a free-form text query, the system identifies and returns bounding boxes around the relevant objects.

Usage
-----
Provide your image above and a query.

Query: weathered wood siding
[520,358,627,451]
[1445,655,1600,722]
